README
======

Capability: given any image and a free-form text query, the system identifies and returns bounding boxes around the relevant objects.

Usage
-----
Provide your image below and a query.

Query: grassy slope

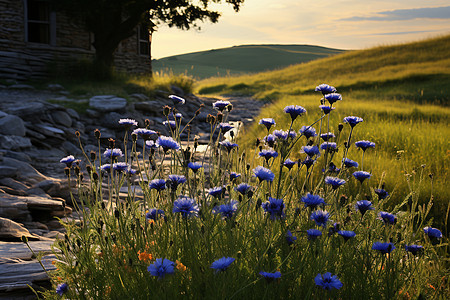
[197,34,450,227]
[152,44,344,79]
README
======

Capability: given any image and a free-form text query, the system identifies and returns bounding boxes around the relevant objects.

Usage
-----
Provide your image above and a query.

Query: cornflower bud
[217,112,223,123]
[108,138,115,149]
[163,105,171,117]
[145,119,151,127]
[94,129,101,139]
[90,150,96,161]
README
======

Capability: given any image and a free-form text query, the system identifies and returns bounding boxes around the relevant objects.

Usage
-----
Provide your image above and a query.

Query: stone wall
[0,0,151,81]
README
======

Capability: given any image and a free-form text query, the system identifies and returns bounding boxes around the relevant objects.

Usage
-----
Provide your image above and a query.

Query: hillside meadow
[196,34,450,229]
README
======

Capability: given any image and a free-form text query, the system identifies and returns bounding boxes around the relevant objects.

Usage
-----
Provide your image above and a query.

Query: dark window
[27,0,50,44]
[139,25,150,56]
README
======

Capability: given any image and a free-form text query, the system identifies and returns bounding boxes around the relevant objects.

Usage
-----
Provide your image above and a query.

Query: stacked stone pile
[0,82,266,298]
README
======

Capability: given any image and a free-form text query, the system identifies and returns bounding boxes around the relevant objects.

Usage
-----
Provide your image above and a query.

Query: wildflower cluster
[45,88,446,300]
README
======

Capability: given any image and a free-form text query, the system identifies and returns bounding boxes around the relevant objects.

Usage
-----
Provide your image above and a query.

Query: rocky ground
[0,82,267,299]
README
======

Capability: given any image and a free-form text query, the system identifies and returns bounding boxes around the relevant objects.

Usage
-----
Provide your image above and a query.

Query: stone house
[0,0,152,81]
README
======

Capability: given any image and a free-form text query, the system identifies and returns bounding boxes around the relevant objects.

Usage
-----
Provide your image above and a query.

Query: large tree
[51,0,245,76]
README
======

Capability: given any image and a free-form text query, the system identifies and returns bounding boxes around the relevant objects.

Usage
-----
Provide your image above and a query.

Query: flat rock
[0,166,18,178]
[7,102,45,117]
[1,157,49,184]
[35,124,65,136]
[130,93,149,101]
[0,114,26,136]
[89,95,127,112]
[0,217,37,241]
[0,135,32,150]
[0,240,55,260]
[8,84,35,90]
[134,101,164,113]
[66,108,80,120]
[47,83,65,91]
[0,254,56,295]
[51,110,72,127]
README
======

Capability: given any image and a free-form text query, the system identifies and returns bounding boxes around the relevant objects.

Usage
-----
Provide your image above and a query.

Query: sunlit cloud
[342,6,450,21]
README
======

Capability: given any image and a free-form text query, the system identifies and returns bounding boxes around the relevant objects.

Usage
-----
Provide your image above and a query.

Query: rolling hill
[152,44,345,79]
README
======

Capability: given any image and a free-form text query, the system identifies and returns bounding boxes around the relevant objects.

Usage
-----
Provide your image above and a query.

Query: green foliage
[197,35,450,225]
[153,44,344,79]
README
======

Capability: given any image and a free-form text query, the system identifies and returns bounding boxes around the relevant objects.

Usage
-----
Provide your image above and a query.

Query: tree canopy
[51,0,245,77]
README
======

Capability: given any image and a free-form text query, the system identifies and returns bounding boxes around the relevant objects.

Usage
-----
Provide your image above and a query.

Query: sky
[150,0,450,59]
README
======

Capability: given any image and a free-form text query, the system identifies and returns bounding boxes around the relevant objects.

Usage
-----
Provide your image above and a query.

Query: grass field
[196,34,450,229]
[152,44,344,79]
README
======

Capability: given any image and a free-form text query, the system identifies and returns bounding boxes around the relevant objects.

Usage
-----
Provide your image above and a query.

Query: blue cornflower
[148,258,175,278]
[146,208,165,221]
[423,227,442,239]
[56,282,68,296]
[213,100,231,111]
[301,157,316,169]
[259,271,281,282]
[264,134,277,147]
[405,245,424,255]
[273,129,296,140]
[219,140,238,152]
[145,140,157,149]
[379,211,397,225]
[213,200,238,219]
[319,105,335,114]
[324,93,342,105]
[156,136,180,152]
[299,126,317,139]
[208,186,226,198]
[167,174,187,190]
[355,140,375,151]
[188,162,202,173]
[284,105,306,121]
[261,197,285,220]
[353,171,371,183]
[211,257,235,272]
[163,120,177,129]
[253,166,275,182]
[325,176,346,190]
[374,188,389,200]
[342,158,359,168]
[307,229,322,240]
[315,272,343,290]
[218,122,234,133]
[343,116,363,128]
[311,210,330,227]
[100,164,111,171]
[320,132,335,142]
[372,242,396,254]
[286,230,297,245]
[259,118,276,131]
[283,158,296,170]
[315,83,337,95]
[127,167,137,175]
[259,149,279,161]
[132,128,157,140]
[355,200,374,216]
[302,145,321,157]
[230,172,241,181]
[173,196,199,218]
[103,148,123,159]
[320,142,337,151]
[149,179,167,191]
[235,183,253,196]
[60,155,75,167]
[113,162,129,171]
[168,112,183,120]
[169,94,185,105]
[118,118,138,126]
[338,230,356,241]
[301,193,325,209]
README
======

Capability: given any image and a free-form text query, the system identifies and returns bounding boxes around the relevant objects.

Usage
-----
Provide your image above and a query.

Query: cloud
[371,30,440,36]
[342,6,450,21]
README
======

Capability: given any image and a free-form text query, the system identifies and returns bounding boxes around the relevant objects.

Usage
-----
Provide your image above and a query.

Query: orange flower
[52,260,56,265]
[176,260,187,272]
[428,284,436,290]
[138,250,153,263]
